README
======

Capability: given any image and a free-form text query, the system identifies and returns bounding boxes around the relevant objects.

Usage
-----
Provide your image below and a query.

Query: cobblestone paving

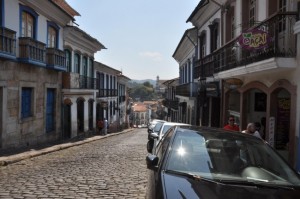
[0,129,149,199]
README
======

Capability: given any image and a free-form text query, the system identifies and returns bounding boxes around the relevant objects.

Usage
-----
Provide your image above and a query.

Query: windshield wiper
[165,170,222,184]
[219,178,295,190]
[165,170,295,190]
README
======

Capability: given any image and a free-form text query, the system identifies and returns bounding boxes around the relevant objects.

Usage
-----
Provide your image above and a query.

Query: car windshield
[153,122,164,132]
[161,125,174,136]
[166,130,300,186]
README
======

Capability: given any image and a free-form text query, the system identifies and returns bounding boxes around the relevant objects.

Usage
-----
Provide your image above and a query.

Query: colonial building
[187,0,300,168]
[162,78,179,122]
[132,102,148,126]
[62,25,105,138]
[94,61,130,132]
[0,0,76,149]
[172,27,198,125]
[144,101,159,124]
[117,73,131,129]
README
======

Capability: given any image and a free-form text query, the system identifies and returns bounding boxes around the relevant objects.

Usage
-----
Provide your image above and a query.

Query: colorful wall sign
[238,28,271,50]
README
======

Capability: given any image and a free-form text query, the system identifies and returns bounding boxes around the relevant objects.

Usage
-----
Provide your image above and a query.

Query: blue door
[46,89,55,133]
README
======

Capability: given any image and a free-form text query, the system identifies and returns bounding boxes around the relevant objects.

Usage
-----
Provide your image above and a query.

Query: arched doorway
[270,88,291,161]
[224,89,241,128]
[96,102,105,122]
[241,88,267,137]
[63,98,72,139]
[88,99,94,131]
[77,98,85,133]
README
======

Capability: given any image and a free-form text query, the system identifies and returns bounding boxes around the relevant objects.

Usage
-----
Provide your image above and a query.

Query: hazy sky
[66,0,199,80]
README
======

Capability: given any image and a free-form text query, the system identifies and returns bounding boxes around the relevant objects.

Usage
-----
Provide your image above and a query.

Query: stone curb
[0,129,134,167]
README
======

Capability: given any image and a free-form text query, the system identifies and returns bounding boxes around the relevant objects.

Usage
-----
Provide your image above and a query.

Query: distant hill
[129,79,156,87]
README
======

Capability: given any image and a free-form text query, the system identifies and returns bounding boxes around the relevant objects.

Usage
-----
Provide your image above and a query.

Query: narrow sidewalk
[0,129,133,167]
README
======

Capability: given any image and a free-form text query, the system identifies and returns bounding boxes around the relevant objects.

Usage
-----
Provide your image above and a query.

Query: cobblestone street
[0,129,149,199]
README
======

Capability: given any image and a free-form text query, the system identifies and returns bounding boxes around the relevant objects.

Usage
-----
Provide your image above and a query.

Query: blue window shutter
[46,89,55,133]
[22,88,32,118]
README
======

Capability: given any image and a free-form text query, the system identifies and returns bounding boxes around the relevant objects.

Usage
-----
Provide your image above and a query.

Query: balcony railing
[46,48,66,71]
[194,12,297,79]
[97,89,118,98]
[62,73,96,89]
[0,27,16,59]
[79,75,96,89]
[19,37,46,65]
[176,82,198,97]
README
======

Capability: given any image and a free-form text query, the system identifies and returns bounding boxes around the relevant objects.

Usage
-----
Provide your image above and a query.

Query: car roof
[151,119,165,123]
[175,125,260,140]
[162,122,190,126]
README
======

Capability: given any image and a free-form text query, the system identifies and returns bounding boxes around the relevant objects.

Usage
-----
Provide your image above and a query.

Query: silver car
[147,122,191,154]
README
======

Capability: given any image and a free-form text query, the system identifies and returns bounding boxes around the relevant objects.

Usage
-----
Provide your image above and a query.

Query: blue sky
[66,0,199,80]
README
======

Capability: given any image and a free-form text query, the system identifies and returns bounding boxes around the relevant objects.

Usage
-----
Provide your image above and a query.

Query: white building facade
[172,28,198,125]
[0,0,76,149]
[188,0,300,169]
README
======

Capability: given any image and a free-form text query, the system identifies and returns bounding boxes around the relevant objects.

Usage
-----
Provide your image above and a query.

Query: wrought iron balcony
[79,75,96,89]
[62,73,96,89]
[97,89,118,98]
[0,27,16,59]
[194,12,297,79]
[176,82,198,97]
[46,48,66,71]
[19,37,46,66]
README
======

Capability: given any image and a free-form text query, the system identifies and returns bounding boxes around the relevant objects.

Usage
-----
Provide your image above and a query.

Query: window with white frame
[21,12,34,38]
[210,22,219,53]
[65,49,71,72]
[47,21,60,48]
[82,56,87,76]
[89,58,93,77]
[74,53,80,73]
[48,26,57,48]
[249,0,256,26]
[200,33,206,58]
[231,14,235,39]
[20,5,38,38]
[279,0,287,32]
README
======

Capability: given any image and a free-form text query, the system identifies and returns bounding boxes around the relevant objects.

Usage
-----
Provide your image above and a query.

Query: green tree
[143,81,153,88]
[130,82,157,101]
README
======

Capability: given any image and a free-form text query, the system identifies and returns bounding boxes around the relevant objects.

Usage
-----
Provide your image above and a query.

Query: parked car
[141,124,147,128]
[147,122,190,154]
[146,126,300,199]
[147,120,165,140]
[148,119,165,133]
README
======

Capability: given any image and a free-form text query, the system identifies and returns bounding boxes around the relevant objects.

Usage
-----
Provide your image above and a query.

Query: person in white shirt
[242,123,262,139]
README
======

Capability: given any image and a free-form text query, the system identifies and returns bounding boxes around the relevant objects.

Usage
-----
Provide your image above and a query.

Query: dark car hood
[162,172,300,199]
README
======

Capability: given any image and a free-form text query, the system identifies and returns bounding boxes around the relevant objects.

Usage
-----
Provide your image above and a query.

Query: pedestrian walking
[97,120,104,135]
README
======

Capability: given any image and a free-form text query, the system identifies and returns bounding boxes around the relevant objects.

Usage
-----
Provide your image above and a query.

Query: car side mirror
[146,154,159,171]
[150,133,159,139]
